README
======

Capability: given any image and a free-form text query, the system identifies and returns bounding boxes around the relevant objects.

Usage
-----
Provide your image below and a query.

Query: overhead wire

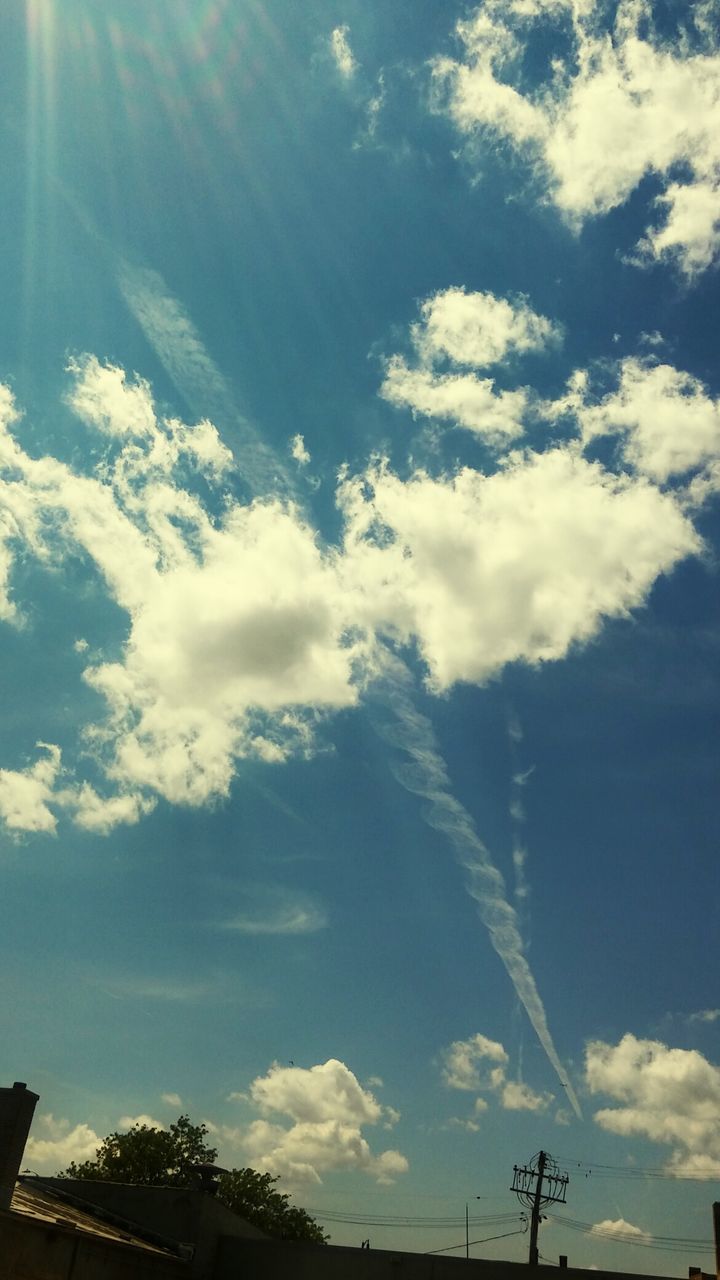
[553,1155,720,1182]
[426,1227,529,1255]
[308,1209,524,1229]
[548,1214,714,1254]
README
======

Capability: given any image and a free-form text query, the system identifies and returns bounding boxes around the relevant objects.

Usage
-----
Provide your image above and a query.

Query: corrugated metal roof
[11,1180,182,1256]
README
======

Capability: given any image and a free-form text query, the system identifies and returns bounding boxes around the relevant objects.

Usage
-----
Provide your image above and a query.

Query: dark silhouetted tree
[59,1115,327,1243]
[217,1167,327,1243]
[60,1115,217,1186]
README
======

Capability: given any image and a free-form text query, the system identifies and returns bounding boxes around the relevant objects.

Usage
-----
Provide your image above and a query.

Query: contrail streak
[117,261,295,502]
[114,254,581,1115]
[369,651,582,1118]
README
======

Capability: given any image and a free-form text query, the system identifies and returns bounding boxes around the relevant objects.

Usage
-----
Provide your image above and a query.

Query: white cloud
[238,1059,407,1186]
[0,368,363,817]
[500,1079,552,1111]
[689,1009,720,1024]
[591,1218,651,1242]
[330,25,358,80]
[381,357,527,441]
[118,1114,165,1131]
[442,1032,553,1116]
[69,784,156,835]
[0,323,714,834]
[161,1093,182,1108]
[586,1034,720,1174]
[66,355,157,439]
[432,1,720,275]
[290,434,311,466]
[339,449,700,691]
[442,1033,508,1090]
[24,1115,101,1175]
[380,288,559,443]
[567,358,720,483]
[0,744,63,834]
[410,287,560,368]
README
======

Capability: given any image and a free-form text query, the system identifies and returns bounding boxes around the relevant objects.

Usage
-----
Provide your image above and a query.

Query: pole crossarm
[511,1150,570,1265]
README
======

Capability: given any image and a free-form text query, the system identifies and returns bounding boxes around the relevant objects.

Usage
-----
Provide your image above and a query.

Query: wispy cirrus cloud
[218,887,328,936]
[329,25,358,80]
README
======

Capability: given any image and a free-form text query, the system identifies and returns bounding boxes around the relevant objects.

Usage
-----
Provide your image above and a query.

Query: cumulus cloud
[118,1114,165,1131]
[24,1115,101,1175]
[591,1218,651,1242]
[500,1079,552,1111]
[431,0,720,275]
[339,448,699,691]
[586,1034,720,1174]
[238,1059,408,1185]
[442,1032,552,1114]
[381,358,527,441]
[443,1033,508,1090]
[0,744,63,834]
[562,358,720,483]
[380,288,558,443]
[0,369,364,819]
[161,1093,182,1108]
[0,312,715,832]
[411,287,560,368]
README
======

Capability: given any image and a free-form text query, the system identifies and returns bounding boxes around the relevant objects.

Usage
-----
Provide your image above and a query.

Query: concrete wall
[0,1207,187,1280]
[216,1237,676,1280]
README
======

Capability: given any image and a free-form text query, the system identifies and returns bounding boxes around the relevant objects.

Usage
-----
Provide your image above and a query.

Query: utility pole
[511,1151,569,1265]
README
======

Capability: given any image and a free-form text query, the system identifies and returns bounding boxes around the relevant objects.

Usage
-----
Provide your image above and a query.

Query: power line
[426,1227,529,1256]
[308,1209,524,1229]
[548,1213,715,1255]
[553,1155,720,1183]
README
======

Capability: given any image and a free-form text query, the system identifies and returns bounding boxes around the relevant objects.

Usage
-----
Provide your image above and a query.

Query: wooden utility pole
[511,1150,569,1265]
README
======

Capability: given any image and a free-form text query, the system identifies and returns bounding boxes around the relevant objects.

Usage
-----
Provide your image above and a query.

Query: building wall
[216,1237,676,1280]
[36,1179,265,1278]
[0,1209,187,1280]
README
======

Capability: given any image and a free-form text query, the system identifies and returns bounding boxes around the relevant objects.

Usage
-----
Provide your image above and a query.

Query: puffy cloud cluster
[380,288,558,442]
[240,1059,408,1185]
[0,745,63,834]
[24,1115,101,1174]
[559,358,720,483]
[590,1218,650,1242]
[339,448,699,690]
[442,1032,553,1115]
[0,307,715,833]
[586,1034,720,1175]
[442,1032,508,1090]
[432,0,720,275]
[0,361,363,830]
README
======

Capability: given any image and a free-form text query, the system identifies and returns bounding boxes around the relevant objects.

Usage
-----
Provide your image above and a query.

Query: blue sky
[2,0,720,1268]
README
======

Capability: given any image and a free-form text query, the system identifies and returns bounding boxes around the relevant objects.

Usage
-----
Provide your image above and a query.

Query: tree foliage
[217,1167,327,1243]
[60,1116,217,1186]
[59,1115,326,1243]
